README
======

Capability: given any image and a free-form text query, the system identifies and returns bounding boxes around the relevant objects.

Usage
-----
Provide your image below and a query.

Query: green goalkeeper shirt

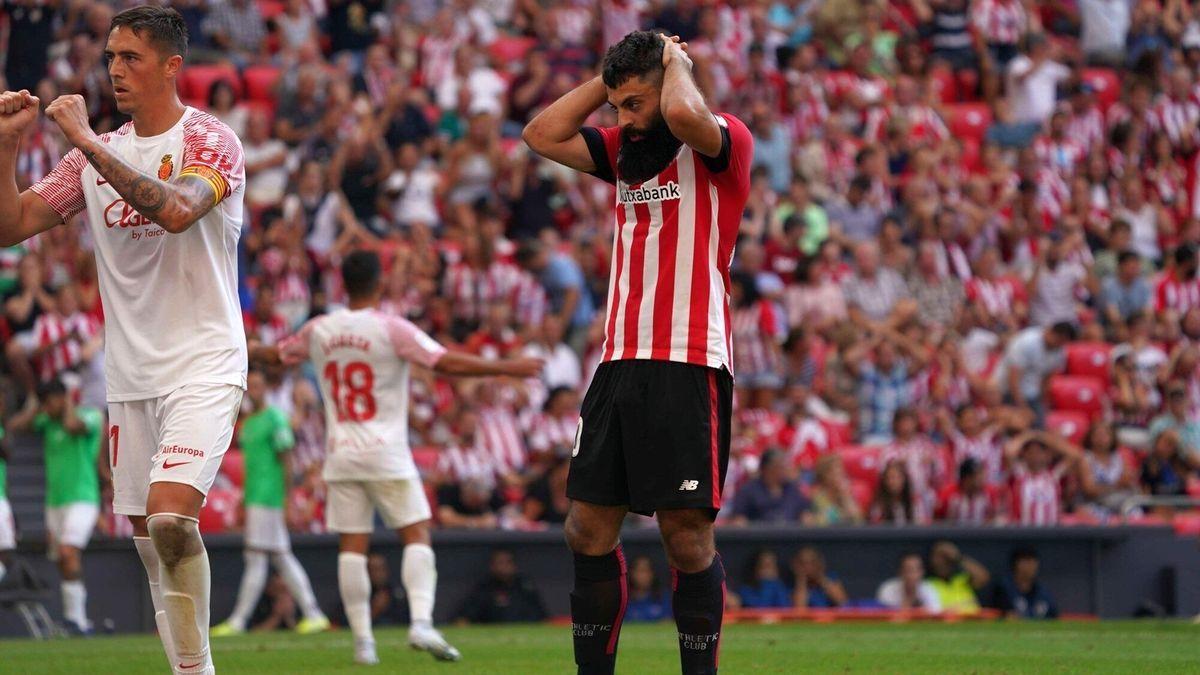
[239,406,294,509]
[34,407,103,507]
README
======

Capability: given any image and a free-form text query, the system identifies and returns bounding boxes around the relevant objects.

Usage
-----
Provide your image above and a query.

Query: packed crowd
[5,0,1200,538]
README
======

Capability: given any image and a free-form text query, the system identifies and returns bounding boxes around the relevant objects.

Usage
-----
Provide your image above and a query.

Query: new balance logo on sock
[679,480,699,491]
[679,632,720,650]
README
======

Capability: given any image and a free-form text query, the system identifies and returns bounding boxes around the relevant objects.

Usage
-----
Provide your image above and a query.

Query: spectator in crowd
[790,547,848,609]
[1148,381,1200,464]
[202,0,267,66]
[869,460,917,526]
[730,450,809,526]
[1099,251,1152,330]
[991,548,1058,619]
[992,321,1075,413]
[455,549,547,624]
[731,548,792,609]
[522,315,582,392]
[625,556,671,622]
[515,239,594,338]
[1027,232,1093,328]
[1141,428,1192,502]
[849,329,928,443]
[522,457,570,526]
[1005,34,1070,126]
[881,409,944,522]
[1077,421,1139,521]
[805,455,864,526]
[926,541,991,614]
[876,551,943,612]
[937,458,1006,525]
[250,573,299,632]
[437,477,505,530]
[366,553,409,626]
[1004,430,1083,526]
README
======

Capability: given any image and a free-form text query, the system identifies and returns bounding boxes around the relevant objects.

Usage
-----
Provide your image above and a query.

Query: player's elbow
[521,123,548,155]
[157,216,196,234]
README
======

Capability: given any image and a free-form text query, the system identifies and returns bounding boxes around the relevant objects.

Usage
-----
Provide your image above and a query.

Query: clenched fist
[45,94,97,149]
[0,90,41,141]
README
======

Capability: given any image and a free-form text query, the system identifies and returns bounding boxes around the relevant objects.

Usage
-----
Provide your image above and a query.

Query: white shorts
[326,478,431,533]
[46,502,98,552]
[0,498,15,550]
[108,384,243,517]
[244,505,291,552]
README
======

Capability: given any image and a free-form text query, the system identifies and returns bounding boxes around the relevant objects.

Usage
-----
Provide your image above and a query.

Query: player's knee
[563,513,616,555]
[147,514,199,568]
[660,522,715,572]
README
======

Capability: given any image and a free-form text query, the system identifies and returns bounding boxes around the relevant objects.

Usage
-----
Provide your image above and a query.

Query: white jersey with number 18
[278,308,447,481]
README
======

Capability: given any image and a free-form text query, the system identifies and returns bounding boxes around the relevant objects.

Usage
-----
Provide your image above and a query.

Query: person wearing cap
[1148,380,1200,467]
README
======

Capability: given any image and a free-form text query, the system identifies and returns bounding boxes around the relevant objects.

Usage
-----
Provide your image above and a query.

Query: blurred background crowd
[5,0,1200,540]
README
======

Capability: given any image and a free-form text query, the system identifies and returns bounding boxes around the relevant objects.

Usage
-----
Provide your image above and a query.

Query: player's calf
[147,513,212,674]
[660,510,724,675]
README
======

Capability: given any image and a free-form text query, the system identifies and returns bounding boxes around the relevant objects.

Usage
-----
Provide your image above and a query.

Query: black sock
[672,553,725,675]
[571,545,628,675]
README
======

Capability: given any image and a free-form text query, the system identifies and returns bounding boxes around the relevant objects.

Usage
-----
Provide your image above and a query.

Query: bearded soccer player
[523,31,752,675]
[0,7,246,674]
[253,250,543,666]
[212,369,329,637]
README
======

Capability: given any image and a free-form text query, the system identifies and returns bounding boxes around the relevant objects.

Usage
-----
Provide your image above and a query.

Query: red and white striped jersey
[731,300,784,378]
[1011,464,1063,525]
[30,311,100,382]
[949,429,1005,486]
[1150,95,1200,147]
[1032,135,1086,177]
[881,436,947,513]
[580,113,753,372]
[437,441,501,487]
[477,404,527,476]
[1067,108,1105,152]
[242,309,290,347]
[971,0,1027,45]
[937,483,1002,525]
[1154,270,1200,313]
[526,411,578,456]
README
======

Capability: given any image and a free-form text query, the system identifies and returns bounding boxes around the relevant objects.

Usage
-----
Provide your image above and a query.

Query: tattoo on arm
[82,141,218,231]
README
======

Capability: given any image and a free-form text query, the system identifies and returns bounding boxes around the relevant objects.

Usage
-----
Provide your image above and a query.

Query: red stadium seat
[488,36,538,65]
[181,64,241,102]
[945,103,992,142]
[1066,342,1112,380]
[1047,375,1107,419]
[929,68,957,104]
[838,445,881,486]
[959,136,981,172]
[242,65,281,102]
[1081,68,1120,111]
[256,0,285,20]
[1045,409,1089,445]
[819,418,853,448]
[199,487,239,533]
[219,449,245,487]
[412,446,440,475]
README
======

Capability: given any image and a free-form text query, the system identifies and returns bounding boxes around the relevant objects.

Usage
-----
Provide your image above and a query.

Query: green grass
[1,621,1197,673]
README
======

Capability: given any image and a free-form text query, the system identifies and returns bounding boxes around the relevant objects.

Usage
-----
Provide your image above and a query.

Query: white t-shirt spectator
[1079,0,1131,57]
[436,66,507,113]
[1029,262,1087,326]
[384,163,441,227]
[243,137,290,208]
[522,341,582,392]
[876,578,943,612]
[992,326,1066,403]
[1007,56,1071,125]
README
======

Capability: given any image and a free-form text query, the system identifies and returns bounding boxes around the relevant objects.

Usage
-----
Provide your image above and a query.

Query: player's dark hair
[37,379,68,400]
[601,30,665,88]
[111,6,189,60]
[342,250,382,299]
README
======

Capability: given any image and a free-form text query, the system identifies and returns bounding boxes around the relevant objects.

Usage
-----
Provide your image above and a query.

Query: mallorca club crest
[157,154,174,181]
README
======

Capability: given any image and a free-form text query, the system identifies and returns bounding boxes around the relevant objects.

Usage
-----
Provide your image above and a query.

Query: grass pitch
[1,620,1197,673]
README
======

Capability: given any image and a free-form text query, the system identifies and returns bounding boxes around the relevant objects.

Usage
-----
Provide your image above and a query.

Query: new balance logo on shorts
[679,480,699,491]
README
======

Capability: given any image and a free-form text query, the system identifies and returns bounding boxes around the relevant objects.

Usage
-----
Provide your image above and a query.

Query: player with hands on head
[251,249,542,666]
[524,29,754,675]
[0,6,248,674]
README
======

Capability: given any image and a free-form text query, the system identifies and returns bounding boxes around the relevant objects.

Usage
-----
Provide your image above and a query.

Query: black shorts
[567,359,732,517]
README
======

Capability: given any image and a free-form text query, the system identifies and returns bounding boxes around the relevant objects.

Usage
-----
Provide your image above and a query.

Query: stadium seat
[838,445,881,486]
[256,0,285,20]
[199,487,239,533]
[487,36,538,65]
[929,68,957,104]
[945,103,992,142]
[180,64,241,102]
[1047,375,1107,419]
[242,65,281,102]
[959,136,981,172]
[1081,68,1120,111]
[819,418,853,448]
[1045,410,1089,445]
[412,446,440,475]
[219,449,245,487]
[1066,342,1112,380]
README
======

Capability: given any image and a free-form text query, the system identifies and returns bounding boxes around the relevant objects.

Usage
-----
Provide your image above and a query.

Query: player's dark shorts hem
[566,359,732,518]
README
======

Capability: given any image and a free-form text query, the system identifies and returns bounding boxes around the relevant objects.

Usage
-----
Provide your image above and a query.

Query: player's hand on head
[44,94,96,148]
[0,89,41,139]
[660,33,691,69]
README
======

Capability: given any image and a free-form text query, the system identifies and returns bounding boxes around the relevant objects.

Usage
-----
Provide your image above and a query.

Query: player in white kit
[0,7,245,674]
[253,250,542,666]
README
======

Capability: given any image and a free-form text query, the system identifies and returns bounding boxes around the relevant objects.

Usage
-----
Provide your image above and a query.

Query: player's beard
[616,113,682,186]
